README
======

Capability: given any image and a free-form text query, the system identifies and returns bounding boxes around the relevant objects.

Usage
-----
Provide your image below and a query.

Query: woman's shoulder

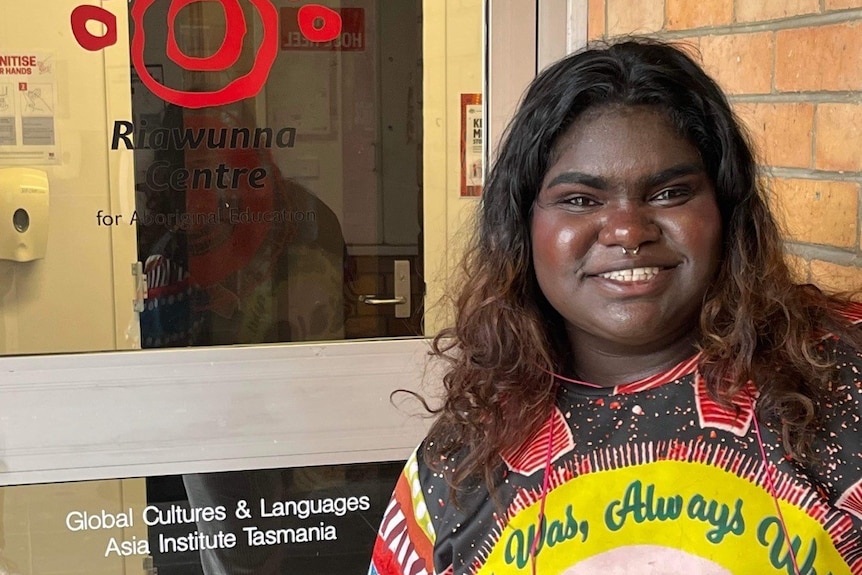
[372,441,490,571]
[814,302,861,450]
[814,308,862,416]
[820,300,862,357]
[833,300,862,326]
[393,440,477,508]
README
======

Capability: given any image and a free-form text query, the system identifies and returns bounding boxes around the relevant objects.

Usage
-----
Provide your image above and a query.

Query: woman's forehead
[547,106,702,178]
[551,104,674,155]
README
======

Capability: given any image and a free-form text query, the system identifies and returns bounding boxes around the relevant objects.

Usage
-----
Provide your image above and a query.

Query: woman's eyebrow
[544,171,608,190]
[641,163,706,188]
[545,162,706,190]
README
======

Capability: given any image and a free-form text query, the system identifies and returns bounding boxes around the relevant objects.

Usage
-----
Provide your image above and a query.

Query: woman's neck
[565,329,699,387]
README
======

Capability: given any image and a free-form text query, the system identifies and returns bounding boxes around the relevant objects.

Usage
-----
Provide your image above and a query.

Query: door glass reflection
[131,1,423,347]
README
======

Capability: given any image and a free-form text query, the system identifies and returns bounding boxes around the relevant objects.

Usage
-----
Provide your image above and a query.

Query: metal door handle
[359,295,406,305]
[358,260,411,318]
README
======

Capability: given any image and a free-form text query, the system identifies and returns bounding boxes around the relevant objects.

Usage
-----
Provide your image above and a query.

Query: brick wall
[586,0,862,294]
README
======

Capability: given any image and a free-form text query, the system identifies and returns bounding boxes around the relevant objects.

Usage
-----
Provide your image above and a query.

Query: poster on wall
[460,93,483,197]
[0,52,59,166]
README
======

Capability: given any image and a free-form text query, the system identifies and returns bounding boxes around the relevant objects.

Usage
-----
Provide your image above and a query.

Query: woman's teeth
[598,267,661,282]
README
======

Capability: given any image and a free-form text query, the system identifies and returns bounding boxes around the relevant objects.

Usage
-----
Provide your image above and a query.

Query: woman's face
[530,106,722,353]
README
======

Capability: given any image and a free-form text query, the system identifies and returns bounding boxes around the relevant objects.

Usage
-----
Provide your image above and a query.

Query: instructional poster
[0,52,59,165]
[460,93,483,197]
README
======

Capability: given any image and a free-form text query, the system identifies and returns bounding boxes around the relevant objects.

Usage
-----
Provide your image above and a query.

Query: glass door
[129,0,423,348]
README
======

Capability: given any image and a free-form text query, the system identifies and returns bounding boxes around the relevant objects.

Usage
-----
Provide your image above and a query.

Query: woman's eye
[564,196,599,208]
[652,187,690,203]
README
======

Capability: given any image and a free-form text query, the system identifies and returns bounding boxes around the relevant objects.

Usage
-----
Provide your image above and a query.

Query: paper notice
[0,53,59,165]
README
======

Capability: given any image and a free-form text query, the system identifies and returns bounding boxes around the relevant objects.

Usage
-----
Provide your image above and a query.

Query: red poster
[461,93,483,197]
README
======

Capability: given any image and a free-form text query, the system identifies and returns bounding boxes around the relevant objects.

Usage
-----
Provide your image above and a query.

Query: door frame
[0,0,585,488]
[486,0,588,158]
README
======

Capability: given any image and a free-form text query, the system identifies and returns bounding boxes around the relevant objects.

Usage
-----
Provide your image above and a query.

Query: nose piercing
[622,246,640,256]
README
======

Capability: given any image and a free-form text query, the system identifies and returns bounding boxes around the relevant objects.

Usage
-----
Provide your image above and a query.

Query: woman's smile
[596,267,662,282]
[590,266,676,297]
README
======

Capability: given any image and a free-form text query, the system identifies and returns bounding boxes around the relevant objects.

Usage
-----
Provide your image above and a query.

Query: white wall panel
[0,339,438,485]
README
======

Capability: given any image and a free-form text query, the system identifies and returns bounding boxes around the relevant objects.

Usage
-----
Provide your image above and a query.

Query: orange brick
[810,260,862,296]
[588,0,606,40]
[667,0,733,30]
[700,32,774,94]
[607,0,664,36]
[775,23,862,92]
[735,102,814,168]
[785,253,810,282]
[771,178,859,247]
[815,104,862,172]
[735,0,819,22]
[825,0,862,9]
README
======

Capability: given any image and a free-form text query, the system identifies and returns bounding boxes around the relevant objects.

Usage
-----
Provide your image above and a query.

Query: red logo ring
[130,0,278,109]
[166,0,246,71]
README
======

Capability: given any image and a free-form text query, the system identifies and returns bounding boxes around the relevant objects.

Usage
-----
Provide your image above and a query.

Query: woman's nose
[597,205,661,250]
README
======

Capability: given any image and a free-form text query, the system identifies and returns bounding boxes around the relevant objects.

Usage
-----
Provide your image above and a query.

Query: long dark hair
[426,39,862,493]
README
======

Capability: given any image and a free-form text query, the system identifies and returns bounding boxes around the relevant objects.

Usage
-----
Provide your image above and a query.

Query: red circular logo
[70,5,118,51]
[130,0,279,109]
[297,4,342,42]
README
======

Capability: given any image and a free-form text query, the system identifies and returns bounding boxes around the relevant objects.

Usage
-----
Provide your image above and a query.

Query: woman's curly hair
[425,38,862,494]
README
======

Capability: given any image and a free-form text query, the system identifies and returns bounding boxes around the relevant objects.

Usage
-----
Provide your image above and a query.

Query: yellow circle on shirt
[477,460,847,575]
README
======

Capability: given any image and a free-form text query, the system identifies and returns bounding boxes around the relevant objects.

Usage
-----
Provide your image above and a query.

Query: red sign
[281,7,365,52]
[71,1,344,108]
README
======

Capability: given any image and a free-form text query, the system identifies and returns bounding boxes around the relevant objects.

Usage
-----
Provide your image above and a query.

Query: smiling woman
[369,39,862,575]
[532,107,722,376]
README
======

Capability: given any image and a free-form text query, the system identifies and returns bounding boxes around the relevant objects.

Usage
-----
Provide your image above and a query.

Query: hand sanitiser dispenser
[0,167,49,262]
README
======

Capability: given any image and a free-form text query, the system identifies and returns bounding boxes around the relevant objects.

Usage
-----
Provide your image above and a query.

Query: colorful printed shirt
[370,306,862,575]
